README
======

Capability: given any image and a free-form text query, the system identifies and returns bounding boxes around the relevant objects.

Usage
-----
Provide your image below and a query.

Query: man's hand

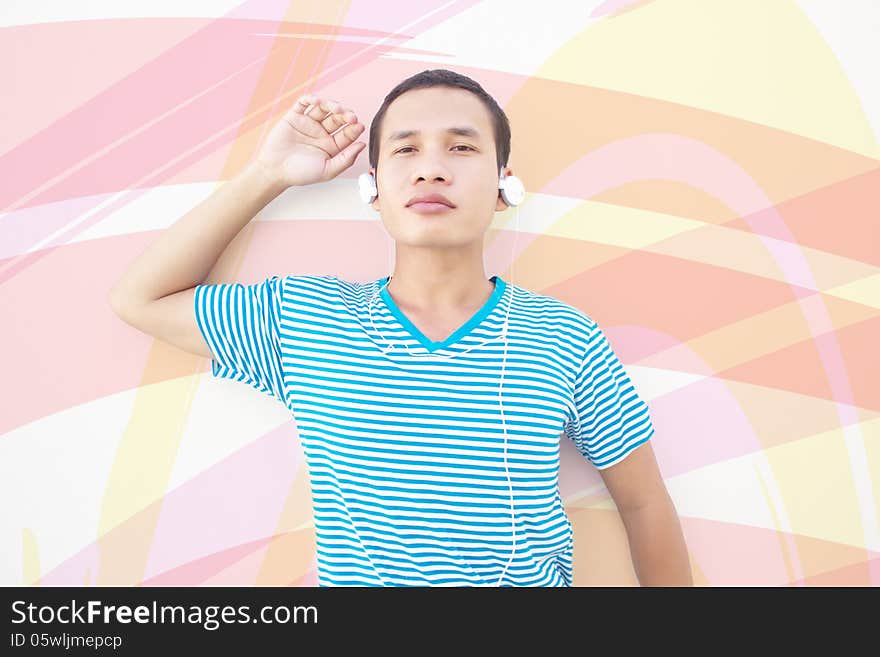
[256,94,367,189]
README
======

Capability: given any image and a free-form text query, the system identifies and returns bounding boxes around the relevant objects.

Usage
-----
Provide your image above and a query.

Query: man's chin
[394,231,487,250]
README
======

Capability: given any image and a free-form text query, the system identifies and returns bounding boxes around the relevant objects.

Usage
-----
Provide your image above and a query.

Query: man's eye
[394,145,474,154]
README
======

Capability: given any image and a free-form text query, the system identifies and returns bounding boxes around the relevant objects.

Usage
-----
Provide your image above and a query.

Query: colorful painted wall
[1,0,877,586]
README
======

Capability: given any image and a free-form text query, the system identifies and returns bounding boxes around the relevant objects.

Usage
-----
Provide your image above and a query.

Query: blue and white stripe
[194,274,654,586]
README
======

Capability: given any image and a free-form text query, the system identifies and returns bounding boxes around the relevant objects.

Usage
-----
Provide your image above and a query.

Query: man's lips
[406,193,455,208]
[406,201,455,214]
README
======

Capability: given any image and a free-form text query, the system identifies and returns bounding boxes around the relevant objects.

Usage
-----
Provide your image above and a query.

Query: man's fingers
[320,107,357,135]
[291,94,317,115]
[320,110,347,136]
[325,140,366,179]
[305,101,332,121]
[286,94,361,150]
[330,122,365,153]
[284,111,326,140]
[305,98,344,122]
[300,97,358,133]
[288,95,339,125]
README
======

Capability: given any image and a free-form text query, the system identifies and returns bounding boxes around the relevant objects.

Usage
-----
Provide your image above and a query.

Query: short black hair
[368,68,511,174]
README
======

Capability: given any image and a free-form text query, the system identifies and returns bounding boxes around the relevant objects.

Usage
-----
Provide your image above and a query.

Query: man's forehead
[386,126,482,142]
[383,88,492,139]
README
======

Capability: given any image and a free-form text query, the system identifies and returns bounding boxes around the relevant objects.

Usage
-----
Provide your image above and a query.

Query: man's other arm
[600,441,694,586]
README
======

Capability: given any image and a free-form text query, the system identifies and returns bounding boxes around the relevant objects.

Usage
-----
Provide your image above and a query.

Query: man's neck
[385,256,495,314]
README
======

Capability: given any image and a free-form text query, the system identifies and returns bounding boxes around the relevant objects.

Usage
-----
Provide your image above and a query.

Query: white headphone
[357,167,526,586]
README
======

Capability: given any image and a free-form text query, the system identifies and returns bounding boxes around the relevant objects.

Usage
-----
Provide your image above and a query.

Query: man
[109,68,692,587]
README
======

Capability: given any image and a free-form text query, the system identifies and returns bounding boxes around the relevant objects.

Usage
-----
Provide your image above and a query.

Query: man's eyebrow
[387,126,481,142]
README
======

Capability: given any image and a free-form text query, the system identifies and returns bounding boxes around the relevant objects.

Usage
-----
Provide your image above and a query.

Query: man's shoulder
[513,284,598,334]
[281,274,383,308]
[508,284,601,362]
[276,274,342,309]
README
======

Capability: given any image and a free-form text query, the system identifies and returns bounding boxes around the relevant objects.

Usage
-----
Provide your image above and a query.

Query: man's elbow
[108,288,135,321]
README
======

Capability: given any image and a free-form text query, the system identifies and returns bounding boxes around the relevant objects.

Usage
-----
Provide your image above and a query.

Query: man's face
[369,86,511,249]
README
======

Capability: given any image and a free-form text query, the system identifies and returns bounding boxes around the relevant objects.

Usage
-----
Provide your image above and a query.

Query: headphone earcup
[358,172,378,205]
[499,175,525,207]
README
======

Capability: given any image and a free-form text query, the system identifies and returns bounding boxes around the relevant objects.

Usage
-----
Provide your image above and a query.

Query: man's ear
[369,167,380,212]
[495,166,513,211]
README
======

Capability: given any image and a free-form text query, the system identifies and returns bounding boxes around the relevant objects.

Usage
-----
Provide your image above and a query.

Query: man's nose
[411,151,453,183]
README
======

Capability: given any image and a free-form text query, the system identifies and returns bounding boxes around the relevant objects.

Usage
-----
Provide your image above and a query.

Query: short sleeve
[193,275,287,403]
[564,325,655,470]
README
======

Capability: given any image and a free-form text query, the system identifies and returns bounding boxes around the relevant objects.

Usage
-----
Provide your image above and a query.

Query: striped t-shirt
[193,274,654,586]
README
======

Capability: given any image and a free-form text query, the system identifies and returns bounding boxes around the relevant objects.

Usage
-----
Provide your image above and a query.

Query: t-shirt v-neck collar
[377,275,507,353]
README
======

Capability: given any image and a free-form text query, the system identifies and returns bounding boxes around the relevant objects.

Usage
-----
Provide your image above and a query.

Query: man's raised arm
[107,94,367,358]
